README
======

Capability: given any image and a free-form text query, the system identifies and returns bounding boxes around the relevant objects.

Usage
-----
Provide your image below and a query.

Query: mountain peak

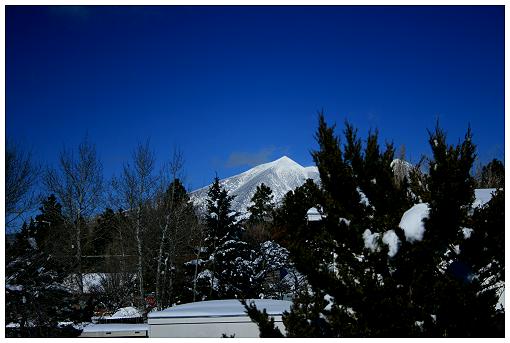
[190,156,320,216]
[268,155,300,168]
[276,155,292,162]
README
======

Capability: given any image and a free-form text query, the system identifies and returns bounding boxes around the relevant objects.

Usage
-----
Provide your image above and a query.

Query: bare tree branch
[6,140,39,228]
[43,138,104,294]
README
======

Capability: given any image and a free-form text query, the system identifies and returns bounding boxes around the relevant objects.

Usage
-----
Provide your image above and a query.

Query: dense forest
[5,114,504,337]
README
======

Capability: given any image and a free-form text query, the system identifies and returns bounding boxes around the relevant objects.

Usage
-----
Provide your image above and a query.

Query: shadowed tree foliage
[205,176,239,252]
[247,183,275,224]
[6,196,85,337]
[242,299,285,337]
[247,114,504,337]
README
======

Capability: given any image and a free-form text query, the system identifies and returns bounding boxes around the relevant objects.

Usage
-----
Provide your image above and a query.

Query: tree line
[5,139,297,337]
[245,114,504,337]
[5,114,505,337]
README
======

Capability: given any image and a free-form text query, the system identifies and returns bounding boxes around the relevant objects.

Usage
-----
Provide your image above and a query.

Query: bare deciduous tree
[6,140,39,229]
[189,220,207,302]
[474,158,505,188]
[154,148,184,309]
[43,138,103,294]
[89,272,138,314]
[113,141,158,305]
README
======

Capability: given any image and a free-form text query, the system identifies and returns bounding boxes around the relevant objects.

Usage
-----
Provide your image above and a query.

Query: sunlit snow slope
[190,156,320,216]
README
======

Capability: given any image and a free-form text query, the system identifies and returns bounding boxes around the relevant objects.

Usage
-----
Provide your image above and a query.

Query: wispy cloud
[225,147,279,168]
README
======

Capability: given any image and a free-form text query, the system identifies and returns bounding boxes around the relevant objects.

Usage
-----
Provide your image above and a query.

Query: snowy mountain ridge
[190,156,494,220]
[189,156,320,217]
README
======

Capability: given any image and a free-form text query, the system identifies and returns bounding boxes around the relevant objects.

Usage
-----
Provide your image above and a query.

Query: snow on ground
[399,203,430,242]
[148,299,292,318]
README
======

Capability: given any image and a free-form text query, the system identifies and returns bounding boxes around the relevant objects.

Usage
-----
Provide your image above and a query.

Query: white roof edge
[148,299,292,319]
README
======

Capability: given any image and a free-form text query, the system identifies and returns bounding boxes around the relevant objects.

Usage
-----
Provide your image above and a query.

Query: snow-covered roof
[148,299,292,319]
[81,323,148,333]
[307,207,323,221]
[104,307,142,319]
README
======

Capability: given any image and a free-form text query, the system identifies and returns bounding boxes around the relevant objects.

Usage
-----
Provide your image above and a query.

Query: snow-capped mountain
[190,156,320,217]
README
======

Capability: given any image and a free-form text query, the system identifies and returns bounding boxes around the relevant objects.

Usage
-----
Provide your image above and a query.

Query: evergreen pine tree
[201,176,256,299]
[205,176,239,252]
[389,123,504,337]
[248,115,503,337]
[91,208,118,257]
[6,196,82,337]
[247,183,274,224]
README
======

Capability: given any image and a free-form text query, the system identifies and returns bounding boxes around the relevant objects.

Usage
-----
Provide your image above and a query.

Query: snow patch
[109,307,142,319]
[363,229,400,257]
[185,259,205,266]
[497,287,505,310]
[28,237,37,249]
[357,187,370,206]
[382,230,400,257]
[462,227,474,239]
[399,203,430,242]
[324,294,334,311]
[190,156,320,217]
[339,217,351,226]
[6,284,23,291]
[307,207,324,222]
[363,229,380,252]
[473,189,497,208]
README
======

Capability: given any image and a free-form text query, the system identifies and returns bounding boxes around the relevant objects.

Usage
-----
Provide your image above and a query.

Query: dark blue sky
[7,6,504,191]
